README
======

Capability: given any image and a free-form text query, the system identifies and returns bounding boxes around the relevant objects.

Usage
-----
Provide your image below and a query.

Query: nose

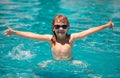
[59,26,63,30]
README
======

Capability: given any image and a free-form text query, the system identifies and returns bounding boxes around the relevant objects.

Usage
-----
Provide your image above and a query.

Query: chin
[57,34,66,38]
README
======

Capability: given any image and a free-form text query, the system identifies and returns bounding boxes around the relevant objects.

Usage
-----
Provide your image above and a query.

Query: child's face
[53,22,69,38]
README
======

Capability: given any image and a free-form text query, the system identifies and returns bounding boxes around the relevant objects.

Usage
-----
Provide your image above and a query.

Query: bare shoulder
[70,33,78,39]
[69,33,76,42]
[70,32,83,41]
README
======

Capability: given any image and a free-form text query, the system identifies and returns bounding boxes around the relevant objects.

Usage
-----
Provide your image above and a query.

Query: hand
[4,26,15,36]
[106,19,114,29]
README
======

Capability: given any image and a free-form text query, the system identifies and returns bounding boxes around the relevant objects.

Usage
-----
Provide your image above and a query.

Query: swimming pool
[0,0,120,78]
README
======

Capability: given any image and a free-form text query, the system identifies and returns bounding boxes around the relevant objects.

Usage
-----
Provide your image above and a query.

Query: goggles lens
[54,25,68,29]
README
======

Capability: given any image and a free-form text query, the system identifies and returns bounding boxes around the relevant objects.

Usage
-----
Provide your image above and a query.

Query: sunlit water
[0,0,120,78]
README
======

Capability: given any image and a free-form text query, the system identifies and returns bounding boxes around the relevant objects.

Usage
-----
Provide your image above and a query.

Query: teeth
[58,31,64,33]
[59,31,64,32]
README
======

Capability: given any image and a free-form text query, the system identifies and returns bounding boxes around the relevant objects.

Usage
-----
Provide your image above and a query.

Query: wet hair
[51,15,70,46]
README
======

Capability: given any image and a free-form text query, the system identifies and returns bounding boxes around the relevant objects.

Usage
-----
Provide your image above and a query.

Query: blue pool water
[0,0,120,78]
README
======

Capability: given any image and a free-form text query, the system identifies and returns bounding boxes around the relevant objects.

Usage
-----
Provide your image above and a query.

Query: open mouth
[57,31,65,34]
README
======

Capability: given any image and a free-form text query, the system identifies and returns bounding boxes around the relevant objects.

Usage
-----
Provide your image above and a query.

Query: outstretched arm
[71,19,114,40]
[4,26,52,42]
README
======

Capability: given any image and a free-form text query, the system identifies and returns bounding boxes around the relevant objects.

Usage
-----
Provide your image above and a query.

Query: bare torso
[51,35,73,60]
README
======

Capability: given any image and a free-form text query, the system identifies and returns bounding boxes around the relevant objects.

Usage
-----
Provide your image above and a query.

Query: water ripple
[0,0,120,78]
[0,0,40,29]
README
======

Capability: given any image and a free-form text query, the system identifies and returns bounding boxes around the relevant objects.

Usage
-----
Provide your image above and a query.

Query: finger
[6,25,11,30]
[7,35,10,37]
[4,30,8,33]
[4,33,6,35]
[112,22,114,26]
[109,19,113,25]
[4,33,8,36]
[4,30,7,34]
[109,23,114,29]
[110,18,112,22]
[112,23,114,29]
[7,25,9,28]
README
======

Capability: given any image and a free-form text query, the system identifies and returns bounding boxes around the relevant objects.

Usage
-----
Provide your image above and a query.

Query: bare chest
[52,43,72,53]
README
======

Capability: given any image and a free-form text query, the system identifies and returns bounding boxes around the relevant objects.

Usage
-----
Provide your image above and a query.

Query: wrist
[12,30,16,34]
[105,23,110,28]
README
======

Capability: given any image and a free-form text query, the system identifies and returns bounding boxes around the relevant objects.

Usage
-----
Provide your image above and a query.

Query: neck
[56,34,67,40]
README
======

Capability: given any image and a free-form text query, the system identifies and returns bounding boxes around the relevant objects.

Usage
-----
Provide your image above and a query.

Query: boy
[4,15,114,60]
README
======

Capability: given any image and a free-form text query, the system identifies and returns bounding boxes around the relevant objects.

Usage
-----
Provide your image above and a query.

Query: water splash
[8,44,35,60]
[38,60,53,68]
